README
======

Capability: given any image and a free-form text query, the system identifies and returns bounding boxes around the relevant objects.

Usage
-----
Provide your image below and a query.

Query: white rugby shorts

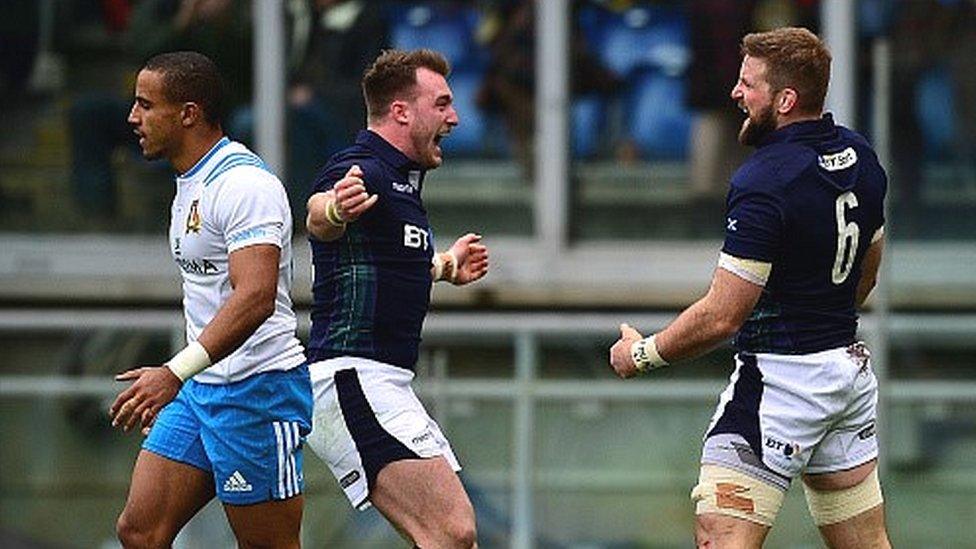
[702,343,879,490]
[306,356,461,510]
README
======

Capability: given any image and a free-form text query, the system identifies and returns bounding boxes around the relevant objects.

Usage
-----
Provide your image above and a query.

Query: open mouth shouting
[434,129,450,147]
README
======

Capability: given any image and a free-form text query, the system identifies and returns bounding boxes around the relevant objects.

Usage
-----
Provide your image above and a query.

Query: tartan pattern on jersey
[734,296,794,354]
[327,225,377,355]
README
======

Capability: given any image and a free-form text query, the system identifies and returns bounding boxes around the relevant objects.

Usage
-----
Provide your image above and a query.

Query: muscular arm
[307,165,377,242]
[110,243,280,432]
[855,238,884,308]
[655,268,763,362]
[195,243,280,361]
[610,267,763,378]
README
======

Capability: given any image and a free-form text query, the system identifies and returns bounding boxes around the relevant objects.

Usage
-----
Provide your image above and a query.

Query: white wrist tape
[631,335,668,373]
[432,251,459,283]
[165,341,212,382]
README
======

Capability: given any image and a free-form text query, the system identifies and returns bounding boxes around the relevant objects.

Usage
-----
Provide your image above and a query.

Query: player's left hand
[448,233,489,286]
[609,323,644,379]
[109,366,182,434]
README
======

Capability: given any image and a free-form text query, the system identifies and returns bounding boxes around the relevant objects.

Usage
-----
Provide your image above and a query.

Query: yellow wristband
[324,199,346,227]
[631,335,668,373]
[165,341,212,382]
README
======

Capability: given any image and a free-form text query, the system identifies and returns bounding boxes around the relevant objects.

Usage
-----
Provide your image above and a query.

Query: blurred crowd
[1,0,973,234]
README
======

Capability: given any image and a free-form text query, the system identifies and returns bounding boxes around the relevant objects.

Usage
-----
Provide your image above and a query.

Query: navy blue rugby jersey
[307,130,435,370]
[723,114,887,354]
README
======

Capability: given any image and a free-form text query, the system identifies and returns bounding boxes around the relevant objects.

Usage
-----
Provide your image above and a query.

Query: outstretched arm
[307,164,378,241]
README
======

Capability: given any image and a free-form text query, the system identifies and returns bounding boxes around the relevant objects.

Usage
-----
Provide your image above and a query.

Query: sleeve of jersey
[310,162,345,195]
[213,169,288,253]
[310,159,381,195]
[721,187,785,266]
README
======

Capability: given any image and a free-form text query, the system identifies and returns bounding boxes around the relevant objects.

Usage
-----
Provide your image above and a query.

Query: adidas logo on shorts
[223,470,253,493]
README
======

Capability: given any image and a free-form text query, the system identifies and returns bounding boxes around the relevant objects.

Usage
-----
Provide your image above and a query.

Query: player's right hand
[110,366,181,434]
[331,164,378,223]
[609,323,643,379]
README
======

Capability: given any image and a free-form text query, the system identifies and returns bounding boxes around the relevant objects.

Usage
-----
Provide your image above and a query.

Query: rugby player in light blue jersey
[610,28,891,549]
[110,51,311,548]
[305,49,489,548]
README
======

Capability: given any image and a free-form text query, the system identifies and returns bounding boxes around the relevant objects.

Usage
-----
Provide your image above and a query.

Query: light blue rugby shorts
[143,363,312,505]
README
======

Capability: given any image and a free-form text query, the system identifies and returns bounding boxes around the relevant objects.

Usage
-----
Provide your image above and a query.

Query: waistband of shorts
[308,355,414,380]
[188,362,309,389]
[741,341,868,365]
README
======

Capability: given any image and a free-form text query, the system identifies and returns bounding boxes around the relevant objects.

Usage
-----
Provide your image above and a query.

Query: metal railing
[2,309,975,547]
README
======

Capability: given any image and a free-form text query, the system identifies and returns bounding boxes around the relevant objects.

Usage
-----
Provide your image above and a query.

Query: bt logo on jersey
[403,223,430,250]
[818,147,858,172]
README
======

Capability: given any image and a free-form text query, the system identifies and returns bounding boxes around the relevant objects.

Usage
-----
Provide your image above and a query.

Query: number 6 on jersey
[831,191,859,284]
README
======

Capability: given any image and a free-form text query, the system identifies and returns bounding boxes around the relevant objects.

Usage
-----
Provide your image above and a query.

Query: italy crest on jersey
[186,199,202,234]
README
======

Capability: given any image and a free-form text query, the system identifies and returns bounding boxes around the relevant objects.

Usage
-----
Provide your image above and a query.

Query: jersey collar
[357,130,424,174]
[180,136,231,178]
[758,113,836,148]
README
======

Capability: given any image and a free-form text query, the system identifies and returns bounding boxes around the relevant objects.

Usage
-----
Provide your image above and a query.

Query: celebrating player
[304,48,488,548]
[610,28,891,548]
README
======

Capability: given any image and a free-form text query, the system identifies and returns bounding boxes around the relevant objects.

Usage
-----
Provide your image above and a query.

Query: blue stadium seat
[916,66,956,160]
[386,3,486,72]
[858,0,895,38]
[625,70,692,160]
[579,5,692,159]
[581,5,690,79]
[572,94,606,159]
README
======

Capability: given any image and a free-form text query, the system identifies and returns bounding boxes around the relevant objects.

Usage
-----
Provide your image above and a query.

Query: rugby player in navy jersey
[610,28,891,548]
[304,49,488,548]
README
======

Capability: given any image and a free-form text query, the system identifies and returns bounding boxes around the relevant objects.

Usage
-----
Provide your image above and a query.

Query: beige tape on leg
[691,464,785,526]
[803,467,884,526]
